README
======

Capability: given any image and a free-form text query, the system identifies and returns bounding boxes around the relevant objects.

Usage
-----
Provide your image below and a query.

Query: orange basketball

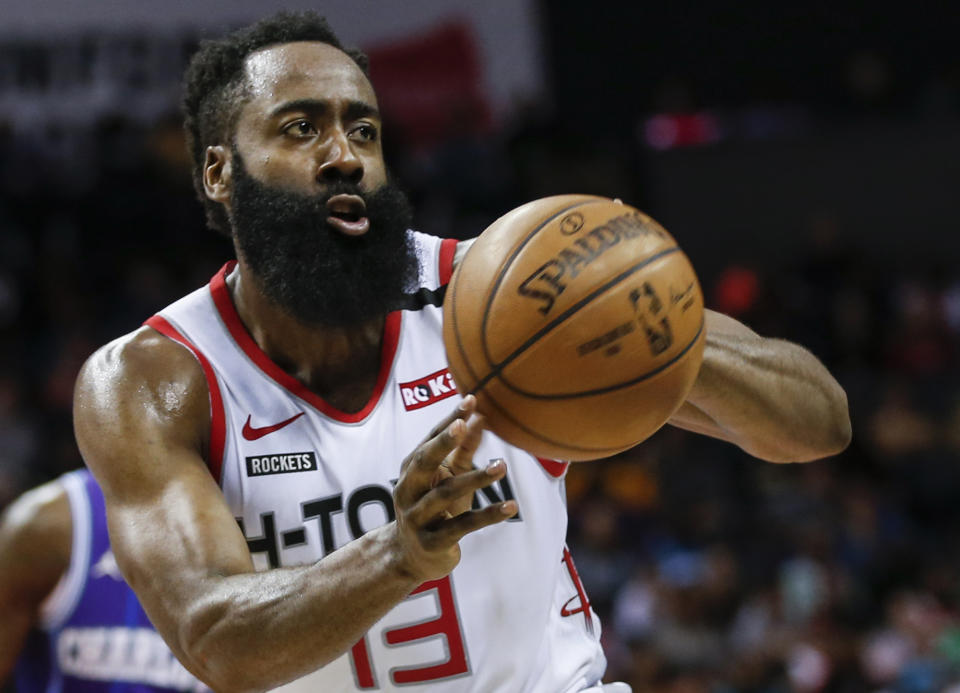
[442,194,706,461]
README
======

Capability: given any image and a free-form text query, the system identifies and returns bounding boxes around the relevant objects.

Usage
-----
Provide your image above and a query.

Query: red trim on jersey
[438,238,458,286]
[208,262,403,424]
[561,546,594,634]
[144,315,226,484]
[537,457,569,478]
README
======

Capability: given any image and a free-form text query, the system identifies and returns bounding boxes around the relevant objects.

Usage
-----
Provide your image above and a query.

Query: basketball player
[72,11,851,692]
[0,469,210,692]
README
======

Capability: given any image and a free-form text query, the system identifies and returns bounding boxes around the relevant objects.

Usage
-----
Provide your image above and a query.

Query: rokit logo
[246,452,318,477]
[398,368,458,410]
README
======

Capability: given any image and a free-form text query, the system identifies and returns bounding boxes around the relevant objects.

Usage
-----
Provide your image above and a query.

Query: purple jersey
[14,470,209,692]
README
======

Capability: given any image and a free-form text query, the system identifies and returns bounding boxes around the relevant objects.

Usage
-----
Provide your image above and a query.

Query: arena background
[2,1,959,691]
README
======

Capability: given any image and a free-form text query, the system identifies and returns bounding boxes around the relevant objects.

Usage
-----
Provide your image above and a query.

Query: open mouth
[326,194,370,236]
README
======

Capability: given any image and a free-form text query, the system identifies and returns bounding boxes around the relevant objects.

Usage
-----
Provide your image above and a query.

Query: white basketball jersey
[146,232,606,692]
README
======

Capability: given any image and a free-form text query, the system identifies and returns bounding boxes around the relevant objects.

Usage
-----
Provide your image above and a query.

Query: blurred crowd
[2,34,960,693]
[565,219,960,691]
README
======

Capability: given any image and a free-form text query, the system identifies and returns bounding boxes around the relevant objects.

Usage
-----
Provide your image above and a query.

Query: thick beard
[229,151,418,328]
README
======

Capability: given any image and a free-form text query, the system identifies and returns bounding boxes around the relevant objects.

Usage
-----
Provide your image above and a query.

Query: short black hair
[182,10,370,235]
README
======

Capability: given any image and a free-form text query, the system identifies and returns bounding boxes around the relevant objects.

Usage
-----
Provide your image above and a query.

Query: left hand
[431,395,488,517]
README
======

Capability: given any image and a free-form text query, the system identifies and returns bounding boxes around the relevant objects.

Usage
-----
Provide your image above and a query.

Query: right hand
[392,395,518,582]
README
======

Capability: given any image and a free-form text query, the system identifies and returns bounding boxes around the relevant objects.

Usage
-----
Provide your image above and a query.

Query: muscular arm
[453,239,849,463]
[667,310,851,462]
[74,327,512,693]
[0,482,71,683]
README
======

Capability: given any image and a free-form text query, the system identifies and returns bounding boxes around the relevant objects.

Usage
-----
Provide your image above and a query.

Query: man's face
[232,41,387,196]
[220,42,418,327]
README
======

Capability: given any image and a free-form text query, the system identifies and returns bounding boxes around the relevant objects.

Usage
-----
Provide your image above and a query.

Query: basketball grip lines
[449,198,601,394]
[446,199,703,456]
[470,246,690,397]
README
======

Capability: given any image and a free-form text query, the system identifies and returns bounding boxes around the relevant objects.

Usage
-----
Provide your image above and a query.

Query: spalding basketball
[442,194,705,461]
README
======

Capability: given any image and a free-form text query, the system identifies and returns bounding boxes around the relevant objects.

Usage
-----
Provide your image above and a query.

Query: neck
[228,261,385,413]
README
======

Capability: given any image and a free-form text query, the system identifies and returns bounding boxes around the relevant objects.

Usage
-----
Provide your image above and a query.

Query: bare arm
[453,238,849,462]
[0,482,71,683]
[668,310,851,462]
[74,327,514,693]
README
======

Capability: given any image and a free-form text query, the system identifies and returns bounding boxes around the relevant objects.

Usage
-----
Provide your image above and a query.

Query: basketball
[442,194,706,461]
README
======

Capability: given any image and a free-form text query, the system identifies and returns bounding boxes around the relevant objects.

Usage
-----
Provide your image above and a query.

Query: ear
[202,145,232,205]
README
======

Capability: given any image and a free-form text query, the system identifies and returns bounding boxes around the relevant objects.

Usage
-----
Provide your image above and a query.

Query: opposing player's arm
[0,481,71,682]
[74,327,513,693]
[667,309,851,462]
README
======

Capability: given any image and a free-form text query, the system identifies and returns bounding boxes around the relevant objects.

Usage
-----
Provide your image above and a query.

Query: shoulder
[0,478,71,603]
[74,326,211,494]
[74,325,210,436]
[77,324,207,392]
[0,479,71,556]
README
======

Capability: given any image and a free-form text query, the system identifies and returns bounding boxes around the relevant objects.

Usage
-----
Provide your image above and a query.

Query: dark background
[2,2,960,691]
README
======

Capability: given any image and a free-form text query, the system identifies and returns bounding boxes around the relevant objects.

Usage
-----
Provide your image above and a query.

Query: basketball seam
[450,198,603,391]
[478,199,611,373]
[474,383,643,456]
[470,245,683,395]
[500,317,705,399]
[448,252,480,390]
[447,200,697,457]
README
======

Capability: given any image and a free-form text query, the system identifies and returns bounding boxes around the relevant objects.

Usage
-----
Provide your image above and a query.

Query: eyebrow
[269,98,380,121]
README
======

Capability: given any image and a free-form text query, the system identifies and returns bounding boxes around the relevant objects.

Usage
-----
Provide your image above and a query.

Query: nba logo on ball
[443,195,705,461]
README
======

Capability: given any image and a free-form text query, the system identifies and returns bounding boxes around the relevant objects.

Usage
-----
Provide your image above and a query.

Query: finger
[396,416,472,509]
[409,459,507,527]
[422,395,476,445]
[403,417,465,491]
[443,413,486,477]
[398,395,476,479]
[421,500,519,551]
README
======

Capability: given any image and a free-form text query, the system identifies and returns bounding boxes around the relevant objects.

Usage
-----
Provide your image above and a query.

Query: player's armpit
[0,482,71,682]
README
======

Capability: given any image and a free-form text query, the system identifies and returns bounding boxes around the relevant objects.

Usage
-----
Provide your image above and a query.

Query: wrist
[374,522,426,587]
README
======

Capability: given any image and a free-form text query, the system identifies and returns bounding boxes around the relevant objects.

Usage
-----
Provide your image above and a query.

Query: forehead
[241,41,377,114]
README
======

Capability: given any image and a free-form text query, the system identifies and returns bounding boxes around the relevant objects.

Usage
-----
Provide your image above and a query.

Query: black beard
[228,151,418,327]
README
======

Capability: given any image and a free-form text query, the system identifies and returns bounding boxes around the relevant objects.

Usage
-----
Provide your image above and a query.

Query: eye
[283,119,317,138]
[350,123,379,142]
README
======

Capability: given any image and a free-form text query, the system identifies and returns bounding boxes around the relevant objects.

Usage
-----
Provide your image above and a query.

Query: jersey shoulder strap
[37,469,95,630]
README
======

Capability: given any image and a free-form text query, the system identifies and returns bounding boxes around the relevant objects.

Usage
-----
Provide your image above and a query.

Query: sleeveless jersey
[14,469,209,693]
[145,232,606,692]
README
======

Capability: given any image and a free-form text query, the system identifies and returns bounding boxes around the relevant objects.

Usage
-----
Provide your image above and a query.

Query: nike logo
[242,412,306,441]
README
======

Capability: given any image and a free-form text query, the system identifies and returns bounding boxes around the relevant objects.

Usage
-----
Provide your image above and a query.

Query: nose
[318,132,364,185]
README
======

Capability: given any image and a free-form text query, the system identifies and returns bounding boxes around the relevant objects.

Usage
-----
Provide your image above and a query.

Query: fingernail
[459,394,475,411]
[449,419,463,436]
[486,459,505,475]
[501,500,518,515]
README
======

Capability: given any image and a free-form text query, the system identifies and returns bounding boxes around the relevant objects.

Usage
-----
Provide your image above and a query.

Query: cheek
[259,155,318,192]
[362,156,388,188]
